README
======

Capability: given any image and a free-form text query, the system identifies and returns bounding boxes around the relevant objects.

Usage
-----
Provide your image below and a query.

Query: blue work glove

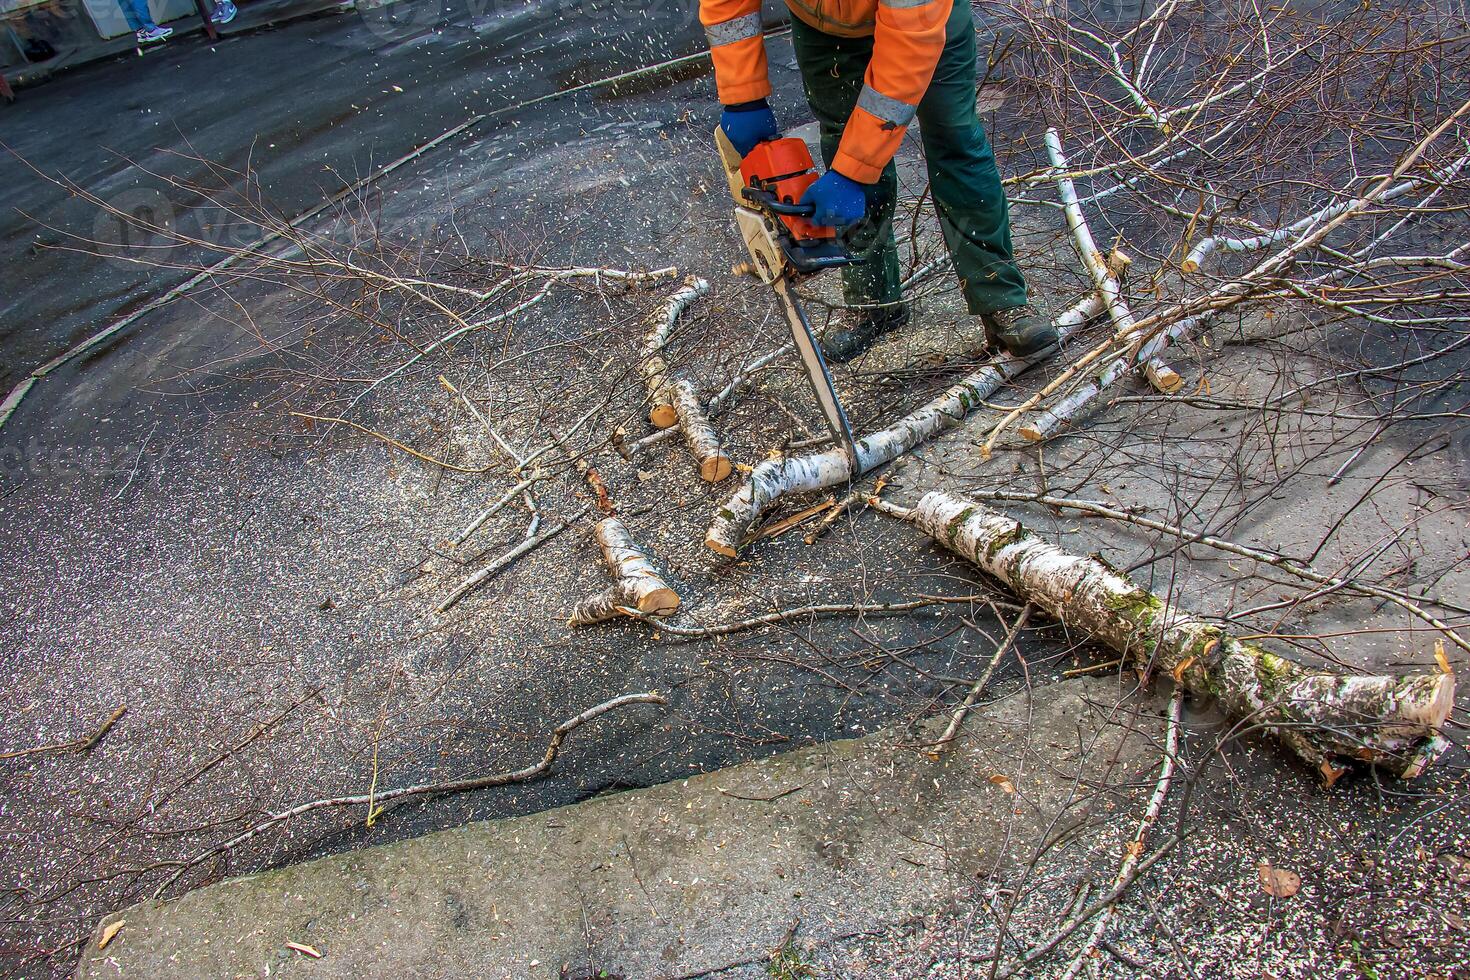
[719,100,780,158]
[800,169,868,229]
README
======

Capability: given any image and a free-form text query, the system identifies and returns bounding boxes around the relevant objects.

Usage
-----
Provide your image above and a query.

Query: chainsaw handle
[740,185,815,218]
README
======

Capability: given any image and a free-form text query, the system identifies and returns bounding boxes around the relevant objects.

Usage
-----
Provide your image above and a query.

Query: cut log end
[636,587,681,616]
[1017,424,1045,442]
[699,456,733,483]
[1398,735,1450,780]
[1418,671,1456,730]
[1145,361,1184,394]
[704,534,739,558]
[1179,258,1200,274]
[649,403,678,429]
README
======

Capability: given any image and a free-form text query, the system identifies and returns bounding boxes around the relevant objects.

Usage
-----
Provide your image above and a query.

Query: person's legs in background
[116,0,155,32]
[117,0,172,41]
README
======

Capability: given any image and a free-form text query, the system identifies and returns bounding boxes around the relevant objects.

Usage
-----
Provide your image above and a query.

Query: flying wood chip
[1434,640,1452,675]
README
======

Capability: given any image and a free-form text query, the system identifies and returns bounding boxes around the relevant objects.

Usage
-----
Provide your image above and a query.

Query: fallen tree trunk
[877,491,1453,780]
[704,293,1105,556]
[642,277,709,429]
[568,517,681,626]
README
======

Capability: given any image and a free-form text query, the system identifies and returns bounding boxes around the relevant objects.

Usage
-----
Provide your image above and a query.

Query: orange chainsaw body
[738,137,837,243]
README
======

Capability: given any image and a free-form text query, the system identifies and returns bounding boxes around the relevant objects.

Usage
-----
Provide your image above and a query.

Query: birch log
[642,277,710,428]
[671,379,733,482]
[704,293,1105,556]
[622,342,794,458]
[1017,312,1210,442]
[1044,128,1181,397]
[888,491,1453,779]
[568,517,681,626]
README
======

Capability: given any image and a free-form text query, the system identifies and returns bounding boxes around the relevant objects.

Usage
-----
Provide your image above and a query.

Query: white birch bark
[1044,127,1180,396]
[641,277,709,428]
[1018,312,1210,442]
[1046,130,1138,339]
[1181,157,1467,273]
[568,517,680,625]
[671,379,732,482]
[702,294,1106,556]
[898,491,1453,779]
[621,342,795,458]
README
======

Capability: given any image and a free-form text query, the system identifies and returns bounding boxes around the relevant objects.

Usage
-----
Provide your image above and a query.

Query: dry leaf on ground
[1259,862,1302,898]
[96,920,124,949]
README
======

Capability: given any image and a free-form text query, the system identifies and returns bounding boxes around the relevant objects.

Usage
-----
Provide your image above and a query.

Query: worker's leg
[789,18,903,310]
[916,2,1029,316]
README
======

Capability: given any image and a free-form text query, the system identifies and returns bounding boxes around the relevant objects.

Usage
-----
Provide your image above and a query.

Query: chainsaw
[715,127,859,468]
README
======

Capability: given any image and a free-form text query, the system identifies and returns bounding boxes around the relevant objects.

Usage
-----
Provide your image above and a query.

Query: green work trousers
[789,1,1028,315]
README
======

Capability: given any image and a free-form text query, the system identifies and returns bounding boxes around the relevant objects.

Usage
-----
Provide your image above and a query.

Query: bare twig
[1058,690,1184,980]
[436,505,591,612]
[0,706,127,761]
[929,605,1034,753]
[151,693,666,897]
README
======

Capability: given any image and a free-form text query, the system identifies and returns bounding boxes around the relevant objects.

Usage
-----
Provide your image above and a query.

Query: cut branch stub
[642,277,709,429]
[898,491,1454,780]
[671,379,733,482]
[568,517,680,626]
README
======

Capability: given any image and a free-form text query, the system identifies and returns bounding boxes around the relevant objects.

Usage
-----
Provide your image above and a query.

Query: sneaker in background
[135,25,173,43]
[210,0,237,24]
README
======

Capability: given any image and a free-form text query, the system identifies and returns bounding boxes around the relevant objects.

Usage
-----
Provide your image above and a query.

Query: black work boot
[820,302,911,363]
[981,304,1060,358]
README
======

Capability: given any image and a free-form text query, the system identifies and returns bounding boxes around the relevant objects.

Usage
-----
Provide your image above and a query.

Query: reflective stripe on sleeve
[878,0,934,7]
[856,84,917,128]
[704,11,762,47]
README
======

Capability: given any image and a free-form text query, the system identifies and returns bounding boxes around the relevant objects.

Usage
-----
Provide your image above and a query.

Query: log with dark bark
[876,491,1454,780]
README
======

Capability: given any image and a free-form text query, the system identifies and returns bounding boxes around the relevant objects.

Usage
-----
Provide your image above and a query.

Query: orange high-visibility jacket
[700,0,953,184]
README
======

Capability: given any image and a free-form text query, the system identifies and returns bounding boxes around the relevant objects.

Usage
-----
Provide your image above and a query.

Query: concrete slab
[74,676,1164,980]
